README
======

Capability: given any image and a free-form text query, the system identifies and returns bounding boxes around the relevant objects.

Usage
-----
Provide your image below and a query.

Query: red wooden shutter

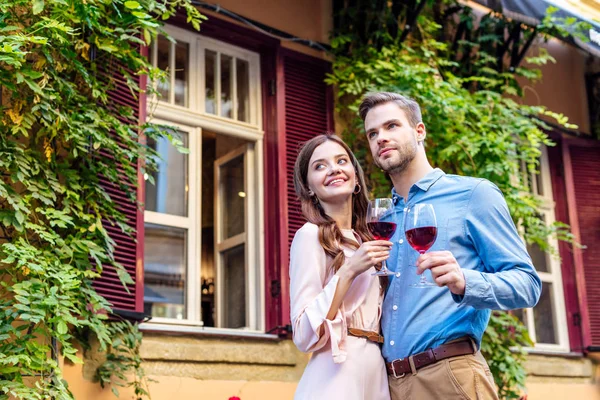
[92,55,146,319]
[277,49,333,326]
[283,51,333,248]
[564,140,600,350]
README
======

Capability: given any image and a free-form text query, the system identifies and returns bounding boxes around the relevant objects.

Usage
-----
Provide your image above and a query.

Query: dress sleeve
[289,224,348,363]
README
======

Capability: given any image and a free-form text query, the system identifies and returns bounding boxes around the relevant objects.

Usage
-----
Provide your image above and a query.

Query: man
[359,92,541,400]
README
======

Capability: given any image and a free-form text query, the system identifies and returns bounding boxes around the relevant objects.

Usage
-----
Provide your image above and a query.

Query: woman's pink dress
[290,223,391,400]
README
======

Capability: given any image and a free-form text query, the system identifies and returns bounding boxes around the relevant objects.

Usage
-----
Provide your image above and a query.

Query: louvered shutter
[283,52,332,248]
[569,144,600,348]
[92,56,145,318]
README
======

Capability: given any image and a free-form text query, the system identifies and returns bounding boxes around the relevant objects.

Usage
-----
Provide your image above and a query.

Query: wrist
[336,263,356,281]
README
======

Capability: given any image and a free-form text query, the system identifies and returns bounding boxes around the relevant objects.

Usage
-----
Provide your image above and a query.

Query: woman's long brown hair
[293,133,372,273]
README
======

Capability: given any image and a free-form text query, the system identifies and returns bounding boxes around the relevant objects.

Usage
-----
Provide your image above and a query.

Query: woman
[290,133,392,400]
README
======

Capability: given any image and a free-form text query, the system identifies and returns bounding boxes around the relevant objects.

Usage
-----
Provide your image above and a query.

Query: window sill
[139,321,280,341]
[524,348,585,358]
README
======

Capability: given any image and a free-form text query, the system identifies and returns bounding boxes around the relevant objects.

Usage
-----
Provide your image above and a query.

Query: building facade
[64,1,600,399]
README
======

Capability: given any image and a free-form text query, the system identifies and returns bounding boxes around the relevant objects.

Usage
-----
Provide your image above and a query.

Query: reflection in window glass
[527,241,549,273]
[174,41,189,107]
[236,59,250,122]
[534,282,558,344]
[144,224,187,320]
[156,35,170,101]
[222,245,246,328]
[205,50,216,114]
[220,54,233,118]
[221,154,245,239]
[145,132,189,217]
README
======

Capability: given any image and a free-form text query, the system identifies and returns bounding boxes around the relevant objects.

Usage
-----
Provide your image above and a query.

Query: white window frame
[142,25,265,333]
[519,146,569,352]
[149,25,262,130]
[144,121,201,325]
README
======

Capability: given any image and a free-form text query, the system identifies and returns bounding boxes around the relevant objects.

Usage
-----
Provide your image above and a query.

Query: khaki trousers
[388,351,499,400]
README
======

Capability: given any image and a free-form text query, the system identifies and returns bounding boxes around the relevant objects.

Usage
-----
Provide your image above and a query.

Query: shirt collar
[391,168,445,203]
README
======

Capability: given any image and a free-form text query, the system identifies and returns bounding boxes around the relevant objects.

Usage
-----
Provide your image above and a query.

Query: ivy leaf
[57,321,68,335]
[32,0,45,14]
[124,1,141,9]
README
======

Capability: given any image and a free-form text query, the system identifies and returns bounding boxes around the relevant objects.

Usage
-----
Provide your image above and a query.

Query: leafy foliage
[482,312,533,399]
[328,1,583,397]
[95,320,151,399]
[0,0,203,398]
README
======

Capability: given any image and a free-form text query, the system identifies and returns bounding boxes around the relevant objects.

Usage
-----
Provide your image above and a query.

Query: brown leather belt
[347,328,384,344]
[386,339,476,378]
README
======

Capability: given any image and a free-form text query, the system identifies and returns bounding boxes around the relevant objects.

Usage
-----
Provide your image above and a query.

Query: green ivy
[482,312,533,399]
[0,1,203,398]
[328,1,584,398]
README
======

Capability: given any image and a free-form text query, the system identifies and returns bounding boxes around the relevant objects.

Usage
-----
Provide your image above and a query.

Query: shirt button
[390,340,395,346]
[393,305,398,311]
[398,239,404,244]
[403,208,408,212]
[395,272,401,278]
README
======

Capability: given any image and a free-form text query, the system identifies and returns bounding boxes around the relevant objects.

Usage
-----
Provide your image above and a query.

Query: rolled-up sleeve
[452,180,542,310]
[289,224,347,363]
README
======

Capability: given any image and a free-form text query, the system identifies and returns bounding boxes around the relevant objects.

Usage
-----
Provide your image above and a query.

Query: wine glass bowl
[367,198,396,276]
[404,203,438,287]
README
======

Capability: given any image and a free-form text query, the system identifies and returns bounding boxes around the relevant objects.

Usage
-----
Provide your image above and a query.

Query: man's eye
[368,132,377,139]
[388,123,397,129]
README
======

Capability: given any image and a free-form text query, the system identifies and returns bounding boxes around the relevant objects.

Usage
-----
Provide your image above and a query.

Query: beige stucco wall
[200,0,332,60]
[520,38,592,135]
[63,334,600,400]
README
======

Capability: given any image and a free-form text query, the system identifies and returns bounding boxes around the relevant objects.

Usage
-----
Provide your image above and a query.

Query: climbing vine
[0,0,203,398]
[328,1,586,398]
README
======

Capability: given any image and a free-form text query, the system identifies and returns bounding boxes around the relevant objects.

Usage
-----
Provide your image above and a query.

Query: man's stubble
[374,140,418,176]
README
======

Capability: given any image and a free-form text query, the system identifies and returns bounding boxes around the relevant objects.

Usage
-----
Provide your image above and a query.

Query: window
[149,25,261,127]
[143,25,264,332]
[514,146,569,351]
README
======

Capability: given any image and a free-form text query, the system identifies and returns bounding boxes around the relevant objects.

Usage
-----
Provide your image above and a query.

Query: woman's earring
[353,183,361,194]
[308,189,315,197]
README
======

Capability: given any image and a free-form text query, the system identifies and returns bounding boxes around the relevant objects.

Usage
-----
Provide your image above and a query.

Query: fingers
[433,270,463,287]
[366,250,390,264]
[367,240,394,247]
[416,251,454,274]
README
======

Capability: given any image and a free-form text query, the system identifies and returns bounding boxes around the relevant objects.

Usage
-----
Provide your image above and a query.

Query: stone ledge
[143,361,306,381]
[140,333,303,366]
[525,354,594,378]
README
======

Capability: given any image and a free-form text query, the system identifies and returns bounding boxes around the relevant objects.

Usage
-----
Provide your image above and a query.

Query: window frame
[520,146,570,352]
[149,25,262,129]
[142,25,265,333]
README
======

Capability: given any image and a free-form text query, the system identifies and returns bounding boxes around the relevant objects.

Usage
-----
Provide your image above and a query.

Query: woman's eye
[338,158,348,164]
[388,123,398,129]
[315,164,324,170]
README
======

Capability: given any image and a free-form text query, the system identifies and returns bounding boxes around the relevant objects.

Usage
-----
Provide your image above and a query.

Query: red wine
[405,226,437,253]
[367,222,397,240]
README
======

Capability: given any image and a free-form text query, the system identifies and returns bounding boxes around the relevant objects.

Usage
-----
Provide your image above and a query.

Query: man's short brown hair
[359,92,422,128]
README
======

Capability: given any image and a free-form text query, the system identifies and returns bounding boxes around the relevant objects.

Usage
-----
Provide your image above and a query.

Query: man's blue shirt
[381,168,541,362]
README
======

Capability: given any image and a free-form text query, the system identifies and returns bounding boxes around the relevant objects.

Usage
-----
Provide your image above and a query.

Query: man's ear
[416,122,427,143]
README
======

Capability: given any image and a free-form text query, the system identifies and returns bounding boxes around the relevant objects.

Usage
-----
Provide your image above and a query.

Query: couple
[289,92,541,400]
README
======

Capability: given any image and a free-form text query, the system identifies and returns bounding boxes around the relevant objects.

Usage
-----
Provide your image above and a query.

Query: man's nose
[377,130,389,145]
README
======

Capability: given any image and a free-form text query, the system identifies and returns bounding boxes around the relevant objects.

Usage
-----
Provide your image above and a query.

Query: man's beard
[374,141,417,175]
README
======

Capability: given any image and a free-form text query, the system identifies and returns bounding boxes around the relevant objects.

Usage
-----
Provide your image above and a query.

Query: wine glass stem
[381,260,389,273]
[418,251,427,284]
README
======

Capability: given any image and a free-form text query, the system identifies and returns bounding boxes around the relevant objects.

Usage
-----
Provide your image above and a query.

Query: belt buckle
[391,358,405,378]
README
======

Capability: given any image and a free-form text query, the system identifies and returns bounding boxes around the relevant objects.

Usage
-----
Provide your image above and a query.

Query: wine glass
[367,199,396,276]
[404,203,438,288]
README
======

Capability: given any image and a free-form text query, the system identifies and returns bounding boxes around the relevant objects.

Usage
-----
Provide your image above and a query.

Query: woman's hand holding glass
[337,241,392,280]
